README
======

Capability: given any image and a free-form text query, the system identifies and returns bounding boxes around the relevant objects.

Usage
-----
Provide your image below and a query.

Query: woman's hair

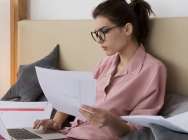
[92,0,154,45]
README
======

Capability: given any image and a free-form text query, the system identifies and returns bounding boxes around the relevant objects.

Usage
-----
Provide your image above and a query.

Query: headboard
[18,18,188,95]
[17,20,105,71]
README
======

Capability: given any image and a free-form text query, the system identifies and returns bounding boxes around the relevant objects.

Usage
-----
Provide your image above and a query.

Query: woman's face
[93,16,132,56]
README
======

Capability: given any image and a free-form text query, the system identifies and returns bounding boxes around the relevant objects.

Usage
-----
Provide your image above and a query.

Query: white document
[121,111,188,133]
[0,117,11,140]
[0,101,52,129]
[36,67,96,116]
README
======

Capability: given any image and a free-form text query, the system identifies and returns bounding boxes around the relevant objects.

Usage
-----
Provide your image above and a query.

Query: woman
[33,0,167,139]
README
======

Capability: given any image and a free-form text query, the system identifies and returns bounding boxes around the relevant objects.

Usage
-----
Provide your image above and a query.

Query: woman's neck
[118,41,139,67]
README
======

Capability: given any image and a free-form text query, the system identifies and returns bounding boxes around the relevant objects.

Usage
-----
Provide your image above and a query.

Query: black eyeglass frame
[91,25,120,43]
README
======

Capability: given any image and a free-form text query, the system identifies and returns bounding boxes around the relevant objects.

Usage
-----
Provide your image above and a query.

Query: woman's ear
[123,23,133,36]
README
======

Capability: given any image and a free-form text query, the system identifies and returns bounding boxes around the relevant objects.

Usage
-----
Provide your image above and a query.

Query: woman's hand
[33,112,68,132]
[79,105,118,128]
[79,105,130,136]
[33,119,61,132]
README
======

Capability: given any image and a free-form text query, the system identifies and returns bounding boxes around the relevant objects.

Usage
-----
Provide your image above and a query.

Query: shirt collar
[108,45,146,76]
[127,45,146,74]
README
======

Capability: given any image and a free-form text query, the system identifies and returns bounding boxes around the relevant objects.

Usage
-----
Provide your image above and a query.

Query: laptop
[0,117,66,140]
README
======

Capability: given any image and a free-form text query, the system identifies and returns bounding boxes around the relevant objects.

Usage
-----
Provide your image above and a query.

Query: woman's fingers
[33,120,40,129]
[80,106,95,115]
[80,105,96,122]
[80,105,96,113]
[79,108,94,121]
[33,119,52,130]
[33,120,44,129]
[80,109,96,125]
[80,106,108,128]
[80,105,117,128]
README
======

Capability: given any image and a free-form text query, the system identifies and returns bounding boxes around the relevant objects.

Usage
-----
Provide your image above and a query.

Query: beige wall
[0,0,10,96]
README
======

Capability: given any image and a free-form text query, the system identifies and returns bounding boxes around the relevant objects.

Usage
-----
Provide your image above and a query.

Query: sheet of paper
[36,67,96,116]
[0,117,11,140]
[0,101,52,129]
[121,113,188,133]
[167,112,188,132]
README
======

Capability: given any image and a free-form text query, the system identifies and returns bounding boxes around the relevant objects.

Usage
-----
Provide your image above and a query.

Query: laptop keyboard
[7,128,41,139]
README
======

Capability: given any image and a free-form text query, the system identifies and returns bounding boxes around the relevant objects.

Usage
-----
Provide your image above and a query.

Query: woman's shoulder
[144,52,167,73]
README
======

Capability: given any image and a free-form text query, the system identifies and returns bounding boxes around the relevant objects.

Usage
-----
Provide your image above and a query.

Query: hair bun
[129,0,154,15]
[129,0,145,6]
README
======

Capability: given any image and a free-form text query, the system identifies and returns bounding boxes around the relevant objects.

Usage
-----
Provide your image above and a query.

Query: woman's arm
[53,111,69,126]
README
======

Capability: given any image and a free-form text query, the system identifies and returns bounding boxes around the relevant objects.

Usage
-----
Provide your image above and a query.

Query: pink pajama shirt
[64,46,167,140]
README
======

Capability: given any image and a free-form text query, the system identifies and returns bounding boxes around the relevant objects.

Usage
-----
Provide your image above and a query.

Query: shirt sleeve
[128,64,167,130]
[132,64,166,115]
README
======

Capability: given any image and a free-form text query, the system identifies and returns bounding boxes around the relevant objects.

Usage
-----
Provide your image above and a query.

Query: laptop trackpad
[25,128,67,139]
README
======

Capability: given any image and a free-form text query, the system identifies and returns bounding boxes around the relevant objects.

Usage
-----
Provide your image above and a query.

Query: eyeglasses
[91,26,120,43]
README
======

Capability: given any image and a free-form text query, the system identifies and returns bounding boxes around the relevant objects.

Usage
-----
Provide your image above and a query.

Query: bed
[16,18,188,140]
